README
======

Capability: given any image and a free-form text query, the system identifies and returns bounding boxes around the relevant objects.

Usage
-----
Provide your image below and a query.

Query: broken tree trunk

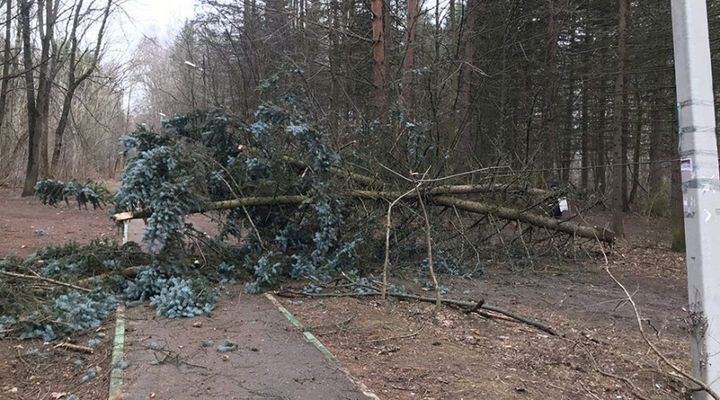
[429,195,614,243]
[112,191,613,243]
[351,190,614,243]
[428,184,550,197]
[115,145,607,241]
[112,195,307,222]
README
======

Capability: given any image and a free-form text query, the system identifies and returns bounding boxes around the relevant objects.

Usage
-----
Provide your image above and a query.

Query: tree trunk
[429,195,615,244]
[370,0,386,114]
[579,28,590,190]
[580,74,589,189]
[20,0,39,196]
[401,0,417,102]
[628,90,643,206]
[112,192,614,244]
[36,0,56,178]
[328,0,340,132]
[595,98,607,194]
[454,0,479,169]
[448,0,455,32]
[382,0,391,73]
[610,0,627,237]
[540,0,561,178]
[647,102,663,196]
[0,0,13,136]
[51,0,82,172]
[620,90,629,211]
[561,70,574,183]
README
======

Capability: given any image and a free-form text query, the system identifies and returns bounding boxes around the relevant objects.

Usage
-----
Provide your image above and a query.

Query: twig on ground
[146,345,208,370]
[277,289,558,336]
[0,270,91,292]
[363,326,423,344]
[54,342,95,354]
[579,381,603,400]
[465,298,486,314]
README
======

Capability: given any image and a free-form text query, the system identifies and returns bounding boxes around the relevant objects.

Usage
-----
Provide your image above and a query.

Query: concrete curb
[108,304,126,400]
[264,293,381,400]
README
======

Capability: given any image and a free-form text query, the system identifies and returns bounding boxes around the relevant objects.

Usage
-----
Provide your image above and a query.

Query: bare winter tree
[51,0,113,171]
[19,0,114,196]
[18,0,40,196]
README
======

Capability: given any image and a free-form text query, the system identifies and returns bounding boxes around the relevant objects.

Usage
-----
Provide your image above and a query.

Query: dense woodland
[2,0,720,244]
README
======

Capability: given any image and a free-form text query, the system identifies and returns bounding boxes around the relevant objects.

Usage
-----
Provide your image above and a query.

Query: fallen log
[430,195,614,244]
[112,190,613,243]
[112,195,307,222]
[350,190,613,243]
[428,183,551,197]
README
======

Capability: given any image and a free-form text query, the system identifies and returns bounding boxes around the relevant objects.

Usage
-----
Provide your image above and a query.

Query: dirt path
[122,287,369,400]
[0,188,117,257]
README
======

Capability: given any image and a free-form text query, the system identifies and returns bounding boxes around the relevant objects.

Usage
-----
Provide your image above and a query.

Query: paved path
[120,289,369,400]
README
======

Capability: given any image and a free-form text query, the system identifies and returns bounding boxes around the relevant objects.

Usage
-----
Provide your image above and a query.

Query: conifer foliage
[114,72,373,293]
[34,179,111,209]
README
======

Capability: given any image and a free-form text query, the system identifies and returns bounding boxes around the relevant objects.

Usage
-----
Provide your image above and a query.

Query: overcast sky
[106,0,198,62]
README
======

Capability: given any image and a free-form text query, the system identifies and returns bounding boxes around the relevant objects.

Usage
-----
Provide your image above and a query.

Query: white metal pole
[671,1,720,397]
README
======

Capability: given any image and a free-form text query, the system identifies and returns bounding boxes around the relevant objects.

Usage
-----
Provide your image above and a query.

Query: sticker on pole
[681,158,693,172]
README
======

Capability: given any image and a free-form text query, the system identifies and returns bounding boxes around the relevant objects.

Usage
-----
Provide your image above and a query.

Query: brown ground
[0,187,119,400]
[284,213,691,399]
[0,188,118,257]
[0,187,695,399]
[0,319,116,400]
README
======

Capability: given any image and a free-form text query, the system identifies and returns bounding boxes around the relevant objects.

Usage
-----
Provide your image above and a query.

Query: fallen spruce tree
[113,190,613,244]
[110,140,611,243]
[1,72,612,340]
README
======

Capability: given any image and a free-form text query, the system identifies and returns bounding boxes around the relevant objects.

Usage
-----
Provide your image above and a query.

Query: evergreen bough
[34,179,110,209]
